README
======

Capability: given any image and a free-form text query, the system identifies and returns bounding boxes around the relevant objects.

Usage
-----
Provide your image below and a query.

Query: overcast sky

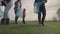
[1,0,60,21]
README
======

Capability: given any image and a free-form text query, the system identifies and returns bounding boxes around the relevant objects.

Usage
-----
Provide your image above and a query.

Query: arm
[20,2,22,8]
[14,2,18,8]
[43,0,47,3]
[1,1,7,6]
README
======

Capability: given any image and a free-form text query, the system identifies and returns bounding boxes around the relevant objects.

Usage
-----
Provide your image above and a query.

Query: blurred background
[0,0,60,21]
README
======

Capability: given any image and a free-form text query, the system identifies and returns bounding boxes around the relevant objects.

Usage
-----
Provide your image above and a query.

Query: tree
[52,17,57,21]
[57,8,60,21]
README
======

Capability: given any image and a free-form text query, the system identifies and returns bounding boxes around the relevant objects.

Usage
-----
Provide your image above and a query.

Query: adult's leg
[38,11,41,24]
[1,10,8,24]
[15,16,19,24]
[38,4,43,24]
[41,5,46,25]
[3,9,10,24]
[1,12,9,24]
[1,18,5,24]
[5,18,10,24]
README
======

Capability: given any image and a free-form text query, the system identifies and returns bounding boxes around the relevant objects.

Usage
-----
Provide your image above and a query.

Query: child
[22,8,26,24]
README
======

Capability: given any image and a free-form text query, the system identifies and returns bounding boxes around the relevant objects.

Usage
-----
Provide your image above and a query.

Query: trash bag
[15,7,22,17]
[34,3,39,13]
[34,2,43,13]
[0,7,3,18]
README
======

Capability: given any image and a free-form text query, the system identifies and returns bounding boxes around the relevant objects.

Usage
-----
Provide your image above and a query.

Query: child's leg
[22,17,25,24]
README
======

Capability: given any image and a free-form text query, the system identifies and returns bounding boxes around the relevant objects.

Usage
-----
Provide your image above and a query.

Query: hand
[43,1,47,3]
[43,1,46,3]
[3,1,7,5]
[1,1,7,6]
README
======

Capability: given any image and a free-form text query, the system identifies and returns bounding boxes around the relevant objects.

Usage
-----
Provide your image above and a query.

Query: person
[22,8,26,24]
[34,0,47,26]
[0,0,12,24]
[14,0,22,24]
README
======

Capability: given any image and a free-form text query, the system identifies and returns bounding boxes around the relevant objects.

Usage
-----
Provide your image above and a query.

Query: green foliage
[57,8,60,14]
[52,17,57,21]
[57,8,60,20]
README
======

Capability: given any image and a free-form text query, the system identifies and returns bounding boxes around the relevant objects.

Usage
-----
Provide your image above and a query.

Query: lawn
[0,21,60,34]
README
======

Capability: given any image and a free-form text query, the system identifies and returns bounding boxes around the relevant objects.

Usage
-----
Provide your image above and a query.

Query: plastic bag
[34,3,39,13]
[15,7,22,18]
[34,2,43,13]
[0,7,3,18]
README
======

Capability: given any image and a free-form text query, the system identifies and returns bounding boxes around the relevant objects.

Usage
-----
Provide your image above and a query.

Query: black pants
[14,9,19,24]
[38,4,46,24]
[15,16,19,24]
[22,17,25,24]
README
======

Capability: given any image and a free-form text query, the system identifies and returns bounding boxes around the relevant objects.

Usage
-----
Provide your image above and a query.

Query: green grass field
[0,21,60,34]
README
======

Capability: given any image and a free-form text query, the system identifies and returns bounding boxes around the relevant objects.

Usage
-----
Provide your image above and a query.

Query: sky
[1,0,60,21]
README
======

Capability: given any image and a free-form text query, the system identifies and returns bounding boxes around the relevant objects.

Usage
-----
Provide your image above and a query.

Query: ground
[0,21,60,34]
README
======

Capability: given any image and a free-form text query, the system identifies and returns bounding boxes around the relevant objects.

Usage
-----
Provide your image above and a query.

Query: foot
[39,23,45,26]
[15,22,18,24]
[5,23,9,25]
[42,24,45,26]
[22,22,25,24]
[5,18,10,25]
[1,18,5,24]
[15,21,18,24]
[0,22,4,25]
[39,23,42,25]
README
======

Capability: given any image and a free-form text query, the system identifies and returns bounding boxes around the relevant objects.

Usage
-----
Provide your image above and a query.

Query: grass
[0,21,60,34]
